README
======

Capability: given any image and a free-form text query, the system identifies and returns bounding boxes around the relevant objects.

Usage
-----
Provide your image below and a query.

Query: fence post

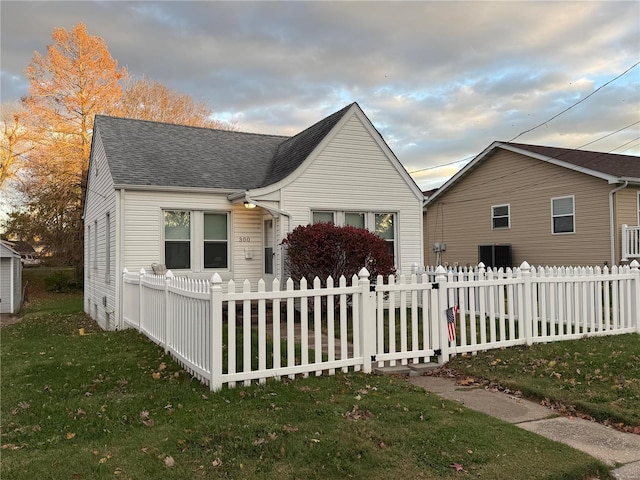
[210,273,224,391]
[122,268,128,329]
[631,260,640,333]
[358,267,375,373]
[520,261,533,345]
[621,225,629,262]
[138,268,145,332]
[435,265,449,363]
[164,270,174,353]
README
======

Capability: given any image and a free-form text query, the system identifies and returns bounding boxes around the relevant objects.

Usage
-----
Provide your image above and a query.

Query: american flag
[446,305,459,342]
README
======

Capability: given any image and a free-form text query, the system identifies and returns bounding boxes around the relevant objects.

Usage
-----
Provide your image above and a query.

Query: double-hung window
[492,204,510,229]
[204,213,228,269]
[551,196,575,234]
[164,210,191,269]
[345,212,365,229]
[312,211,335,224]
[375,213,395,256]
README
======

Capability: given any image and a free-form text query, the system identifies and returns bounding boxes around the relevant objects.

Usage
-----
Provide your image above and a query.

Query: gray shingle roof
[95,103,355,190]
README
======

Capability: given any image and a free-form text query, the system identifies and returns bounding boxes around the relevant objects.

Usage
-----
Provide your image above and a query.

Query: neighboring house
[84,102,425,330]
[423,141,640,268]
[0,242,22,315]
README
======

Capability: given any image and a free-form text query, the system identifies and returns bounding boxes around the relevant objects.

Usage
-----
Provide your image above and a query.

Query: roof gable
[426,141,640,205]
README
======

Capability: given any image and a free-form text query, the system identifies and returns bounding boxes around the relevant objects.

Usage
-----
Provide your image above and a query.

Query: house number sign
[239,236,251,242]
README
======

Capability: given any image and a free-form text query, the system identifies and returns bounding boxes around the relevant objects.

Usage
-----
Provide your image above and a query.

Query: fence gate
[372,276,440,368]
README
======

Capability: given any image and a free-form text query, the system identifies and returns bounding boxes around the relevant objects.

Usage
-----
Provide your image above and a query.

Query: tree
[3,23,229,268]
[0,101,32,188]
[120,78,230,128]
[282,223,396,284]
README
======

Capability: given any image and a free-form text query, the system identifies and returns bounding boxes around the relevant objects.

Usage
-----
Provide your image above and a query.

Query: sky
[1,0,639,192]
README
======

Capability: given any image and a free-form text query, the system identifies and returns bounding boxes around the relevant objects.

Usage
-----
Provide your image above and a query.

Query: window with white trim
[492,204,510,229]
[345,212,365,229]
[312,211,334,224]
[105,212,111,282]
[551,196,575,234]
[164,210,191,269]
[203,213,228,268]
[310,210,398,262]
[375,213,395,257]
[94,220,98,270]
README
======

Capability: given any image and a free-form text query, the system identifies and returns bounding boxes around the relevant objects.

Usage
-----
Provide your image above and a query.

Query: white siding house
[0,242,22,315]
[84,103,425,330]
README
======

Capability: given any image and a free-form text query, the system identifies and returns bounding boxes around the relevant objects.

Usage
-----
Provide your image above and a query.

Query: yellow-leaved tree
[2,23,228,272]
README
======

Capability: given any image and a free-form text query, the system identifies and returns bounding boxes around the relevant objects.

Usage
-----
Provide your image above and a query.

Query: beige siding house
[423,142,640,268]
[84,103,424,330]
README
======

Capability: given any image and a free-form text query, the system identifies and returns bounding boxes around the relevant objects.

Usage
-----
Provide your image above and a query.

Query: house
[84,102,425,330]
[423,141,640,268]
[0,241,22,315]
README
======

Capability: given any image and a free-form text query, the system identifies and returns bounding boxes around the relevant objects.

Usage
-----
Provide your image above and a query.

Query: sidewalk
[407,373,640,480]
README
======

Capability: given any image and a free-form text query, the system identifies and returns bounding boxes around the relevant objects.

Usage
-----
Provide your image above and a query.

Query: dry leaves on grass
[343,404,373,420]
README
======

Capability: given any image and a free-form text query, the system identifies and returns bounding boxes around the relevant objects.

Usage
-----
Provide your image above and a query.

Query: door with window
[263,217,275,282]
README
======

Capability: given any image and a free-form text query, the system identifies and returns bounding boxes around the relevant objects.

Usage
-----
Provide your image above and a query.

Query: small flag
[446,305,458,342]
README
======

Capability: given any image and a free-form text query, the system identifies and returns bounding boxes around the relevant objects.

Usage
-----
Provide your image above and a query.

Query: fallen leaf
[152,372,161,380]
[450,462,465,472]
[283,424,298,432]
[66,432,76,440]
[212,458,222,467]
[143,419,155,427]
[164,456,175,468]
[158,362,167,371]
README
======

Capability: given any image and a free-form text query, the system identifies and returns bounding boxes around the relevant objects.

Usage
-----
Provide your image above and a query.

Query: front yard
[0,269,619,479]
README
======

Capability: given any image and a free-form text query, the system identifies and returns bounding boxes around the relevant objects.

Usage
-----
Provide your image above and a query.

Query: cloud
[1,0,638,190]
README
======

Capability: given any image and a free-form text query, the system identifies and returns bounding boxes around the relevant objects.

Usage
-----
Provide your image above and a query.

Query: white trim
[551,195,575,235]
[491,204,510,230]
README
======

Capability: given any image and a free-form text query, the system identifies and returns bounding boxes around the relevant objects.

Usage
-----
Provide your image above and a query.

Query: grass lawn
[445,334,640,431]
[0,269,614,479]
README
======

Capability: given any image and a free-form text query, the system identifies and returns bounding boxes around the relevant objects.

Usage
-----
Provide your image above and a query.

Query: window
[164,210,191,269]
[551,196,575,234]
[492,204,510,229]
[345,212,365,229]
[264,219,274,275]
[203,213,228,268]
[93,220,98,270]
[375,213,395,257]
[87,224,91,279]
[313,211,334,224]
[105,213,111,282]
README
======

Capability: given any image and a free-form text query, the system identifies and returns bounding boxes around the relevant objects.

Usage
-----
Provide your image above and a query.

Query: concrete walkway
[407,373,640,480]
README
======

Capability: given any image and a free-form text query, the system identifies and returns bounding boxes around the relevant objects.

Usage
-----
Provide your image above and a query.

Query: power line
[507,60,640,142]
[409,60,640,176]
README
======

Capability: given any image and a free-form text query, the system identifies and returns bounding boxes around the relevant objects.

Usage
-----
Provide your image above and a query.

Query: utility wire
[408,60,640,176]
[507,60,640,142]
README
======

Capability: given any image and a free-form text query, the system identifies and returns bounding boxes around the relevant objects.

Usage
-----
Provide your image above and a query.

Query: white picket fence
[122,261,640,391]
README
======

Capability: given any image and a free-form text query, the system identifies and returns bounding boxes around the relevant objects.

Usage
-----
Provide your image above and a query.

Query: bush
[282,223,396,283]
[44,270,80,292]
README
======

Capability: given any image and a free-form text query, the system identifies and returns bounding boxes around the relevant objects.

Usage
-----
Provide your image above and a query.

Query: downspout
[609,181,628,267]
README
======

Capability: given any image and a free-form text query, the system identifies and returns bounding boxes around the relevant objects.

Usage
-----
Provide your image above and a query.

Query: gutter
[609,181,628,266]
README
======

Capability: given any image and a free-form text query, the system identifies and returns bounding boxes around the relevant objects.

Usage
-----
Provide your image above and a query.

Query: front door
[263,217,275,282]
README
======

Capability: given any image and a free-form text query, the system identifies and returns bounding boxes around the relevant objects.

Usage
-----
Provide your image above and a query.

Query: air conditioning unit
[478,244,512,268]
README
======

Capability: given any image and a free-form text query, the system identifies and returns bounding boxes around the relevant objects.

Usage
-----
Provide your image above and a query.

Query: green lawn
[445,334,640,431]
[0,275,615,479]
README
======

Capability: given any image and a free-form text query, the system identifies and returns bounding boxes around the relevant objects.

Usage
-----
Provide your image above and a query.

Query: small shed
[0,242,23,315]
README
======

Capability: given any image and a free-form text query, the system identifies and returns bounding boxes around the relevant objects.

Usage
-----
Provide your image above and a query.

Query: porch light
[244,201,256,209]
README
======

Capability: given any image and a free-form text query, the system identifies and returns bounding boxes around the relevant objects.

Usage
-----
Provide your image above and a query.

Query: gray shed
[0,242,22,315]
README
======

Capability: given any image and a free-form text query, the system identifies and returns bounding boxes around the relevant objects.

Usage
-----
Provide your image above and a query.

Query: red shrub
[282,223,396,283]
